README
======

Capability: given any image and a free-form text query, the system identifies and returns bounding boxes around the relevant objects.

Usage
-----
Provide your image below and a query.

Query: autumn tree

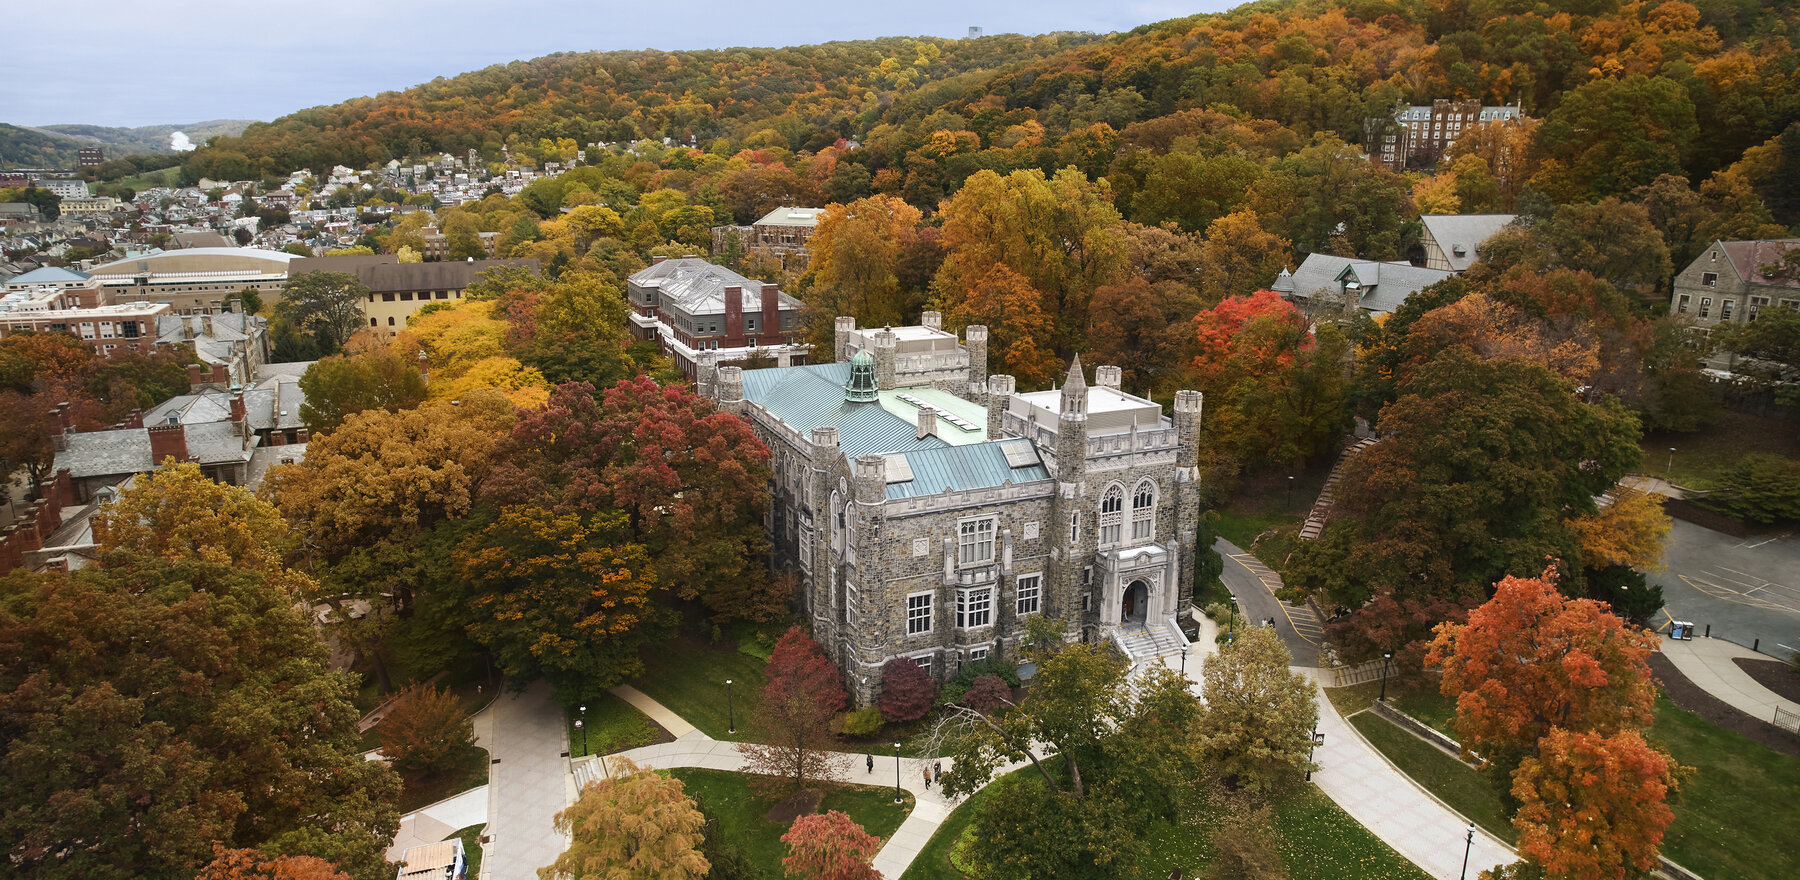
[1426,567,1659,776]
[297,347,429,432]
[1532,75,1697,201]
[490,378,778,622]
[1191,291,1349,476]
[804,195,923,337]
[1713,304,1800,385]
[541,757,710,880]
[450,506,670,705]
[1569,488,1672,572]
[1510,728,1680,880]
[95,460,314,597]
[1207,801,1288,880]
[1084,278,1201,397]
[197,846,352,880]
[738,626,849,798]
[277,271,371,353]
[1194,210,1292,305]
[1248,139,1415,260]
[0,390,57,494]
[379,683,478,777]
[944,263,1061,386]
[0,559,400,880]
[1131,146,1265,233]
[878,657,935,723]
[781,810,882,880]
[1191,625,1319,793]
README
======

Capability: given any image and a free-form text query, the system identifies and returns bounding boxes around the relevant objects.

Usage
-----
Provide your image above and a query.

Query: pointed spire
[1059,354,1088,420]
[1065,354,1086,390]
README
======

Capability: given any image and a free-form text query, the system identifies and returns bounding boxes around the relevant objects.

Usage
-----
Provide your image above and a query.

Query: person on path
[867,754,874,774]
[934,760,942,783]
[923,766,932,789]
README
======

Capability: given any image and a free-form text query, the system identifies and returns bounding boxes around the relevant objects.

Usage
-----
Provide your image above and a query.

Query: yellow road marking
[1227,553,1321,646]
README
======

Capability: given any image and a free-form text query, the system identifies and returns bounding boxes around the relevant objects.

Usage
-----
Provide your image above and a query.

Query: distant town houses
[1670,238,1800,331]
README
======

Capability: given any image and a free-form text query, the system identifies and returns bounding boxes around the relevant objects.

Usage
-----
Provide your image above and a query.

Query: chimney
[186,363,205,391]
[723,284,743,341]
[183,317,196,340]
[651,255,668,265]
[147,423,189,464]
[761,283,779,342]
[201,314,213,337]
[296,428,310,444]
[54,402,72,433]
[230,391,246,424]
[125,409,143,429]
[1095,365,1123,390]
[52,468,75,509]
[917,407,938,440]
[211,363,228,386]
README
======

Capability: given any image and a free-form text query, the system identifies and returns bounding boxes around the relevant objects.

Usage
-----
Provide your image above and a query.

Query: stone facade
[702,314,1204,705]
[1670,238,1800,331]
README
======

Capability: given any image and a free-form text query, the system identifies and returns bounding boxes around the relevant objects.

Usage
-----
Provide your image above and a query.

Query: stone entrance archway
[1122,579,1150,625]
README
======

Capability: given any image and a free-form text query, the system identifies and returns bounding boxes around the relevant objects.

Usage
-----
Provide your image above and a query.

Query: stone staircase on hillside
[1299,436,1379,540]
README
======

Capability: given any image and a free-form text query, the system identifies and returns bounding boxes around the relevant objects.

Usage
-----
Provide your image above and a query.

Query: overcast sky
[3,1,1237,129]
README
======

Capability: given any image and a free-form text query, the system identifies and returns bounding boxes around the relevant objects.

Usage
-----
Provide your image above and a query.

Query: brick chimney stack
[761,283,779,343]
[146,423,189,464]
[723,285,743,341]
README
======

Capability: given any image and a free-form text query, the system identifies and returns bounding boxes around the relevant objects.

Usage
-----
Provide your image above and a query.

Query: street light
[1287,475,1294,508]
[893,743,903,803]
[1306,725,1325,781]
[1380,652,1393,702]
[574,718,586,756]
[1229,596,1239,644]
[1459,821,1476,880]
[1181,643,1189,676]
[725,679,735,734]
[1667,447,1676,480]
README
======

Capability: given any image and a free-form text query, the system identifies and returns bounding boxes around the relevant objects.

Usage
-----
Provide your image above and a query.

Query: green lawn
[1348,711,1514,843]
[632,630,772,741]
[1328,679,1458,736]
[569,692,662,757]
[450,824,484,878]
[1332,683,1800,880]
[1215,507,1297,550]
[1643,411,1800,491]
[900,770,1431,880]
[669,768,913,878]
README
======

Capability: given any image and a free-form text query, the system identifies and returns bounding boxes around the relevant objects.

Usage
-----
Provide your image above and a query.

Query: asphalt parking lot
[1652,518,1800,662]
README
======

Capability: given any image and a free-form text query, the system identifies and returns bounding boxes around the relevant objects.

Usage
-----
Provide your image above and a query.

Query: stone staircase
[1299,436,1378,540]
[1113,620,1188,666]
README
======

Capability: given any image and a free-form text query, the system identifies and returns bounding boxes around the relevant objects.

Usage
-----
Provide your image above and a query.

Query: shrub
[837,707,884,737]
[938,655,1023,705]
[1705,452,1800,523]
[878,659,936,722]
[961,674,1012,713]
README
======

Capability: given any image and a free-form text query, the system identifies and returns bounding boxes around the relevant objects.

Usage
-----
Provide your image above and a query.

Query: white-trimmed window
[958,517,996,565]
[1082,592,1092,612]
[845,582,858,626]
[969,646,989,662]
[1016,574,1041,616]
[914,655,932,673]
[1069,511,1080,544]
[907,592,933,635]
[1098,485,1124,546]
[957,587,993,629]
[1131,480,1156,541]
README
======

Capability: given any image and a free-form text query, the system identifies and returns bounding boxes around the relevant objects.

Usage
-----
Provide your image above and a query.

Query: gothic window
[845,582,858,626]
[830,490,842,551]
[959,517,996,565]
[1131,480,1156,541]
[1098,484,1124,547]
[956,587,992,628]
[1016,574,1041,616]
[907,592,933,635]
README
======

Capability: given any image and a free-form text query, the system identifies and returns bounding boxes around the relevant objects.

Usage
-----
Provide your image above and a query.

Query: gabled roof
[6,266,91,285]
[628,257,803,315]
[1420,214,1516,272]
[57,430,154,478]
[1714,239,1800,289]
[1281,253,1453,315]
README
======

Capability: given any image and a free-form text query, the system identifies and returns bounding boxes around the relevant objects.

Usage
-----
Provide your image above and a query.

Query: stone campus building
[699,314,1204,704]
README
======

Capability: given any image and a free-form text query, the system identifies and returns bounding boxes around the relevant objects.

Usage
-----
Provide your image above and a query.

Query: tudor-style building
[699,313,1204,705]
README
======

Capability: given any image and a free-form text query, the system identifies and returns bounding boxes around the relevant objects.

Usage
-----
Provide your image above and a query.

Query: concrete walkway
[1310,672,1518,879]
[386,785,489,863]
[610,684,698,738]
[484,680,572,880]
[1661,634,1800,726]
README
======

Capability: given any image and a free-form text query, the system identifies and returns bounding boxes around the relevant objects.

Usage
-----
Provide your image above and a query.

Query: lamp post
[574,719,585,756]
[1229,596,1239,644]
[1667,447,1676,480]
[1306,725,1325,781]
[893,744,903,804]
[1181,643,1189,676]
[1380,652,1393,702]
[1459,821,1475,880]
[1287,475,1294,508]
[725,679,735,734]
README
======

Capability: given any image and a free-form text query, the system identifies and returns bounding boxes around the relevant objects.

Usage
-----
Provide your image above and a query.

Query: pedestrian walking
[934,760,942,782]
[867,754,874,774]
[923,766,932,789]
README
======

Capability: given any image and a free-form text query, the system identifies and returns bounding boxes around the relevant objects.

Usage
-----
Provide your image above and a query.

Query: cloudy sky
[3,1,1237,129]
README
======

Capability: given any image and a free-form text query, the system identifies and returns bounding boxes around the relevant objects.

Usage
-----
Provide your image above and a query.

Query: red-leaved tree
[878,658,935,723]
[781,810,882,880]
[738,627,849,797]
[196,845,351,880]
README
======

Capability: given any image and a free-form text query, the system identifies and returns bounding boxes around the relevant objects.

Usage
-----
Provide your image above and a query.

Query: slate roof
[1717,239,1800,288]
[741,361,1050,496]
[6,266,91,285]
[1420,214,1516,272]
[1281,254,1454,314]
[57,430,154,478]
[630,257,803,315]
[182,421,252,466]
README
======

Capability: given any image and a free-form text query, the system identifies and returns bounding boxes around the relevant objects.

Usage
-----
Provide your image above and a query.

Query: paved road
[1215,537,1324,665]
[484,680,572,880]
[1652,518,1800,661]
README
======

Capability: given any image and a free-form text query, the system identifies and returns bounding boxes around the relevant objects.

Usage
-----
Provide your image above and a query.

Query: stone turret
[717,366,745,415]
[834,316,856,362]
[964,324,988,402]
[987,374,1015,438]
[872,328,898,391]
[1173,389,1204,592]
[1059,355,1088,421]
[1050,356,1091,635]
[695,351,719,399]
[920,310,942,331]
[1094,365,1122,390]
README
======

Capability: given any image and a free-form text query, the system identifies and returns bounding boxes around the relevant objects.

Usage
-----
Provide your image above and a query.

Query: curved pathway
[1659,634,1800,727]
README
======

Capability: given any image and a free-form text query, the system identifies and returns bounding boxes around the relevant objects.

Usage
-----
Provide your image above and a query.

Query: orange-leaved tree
[781,810,882,880]
[1507,727,1680,880]
[197,846,351,880]
[1425,565,1658,775]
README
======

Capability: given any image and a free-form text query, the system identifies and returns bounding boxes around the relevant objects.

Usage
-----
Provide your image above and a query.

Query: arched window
[1131,479,1156,541]
[830,491,843,552]
[1098,484,1124,547]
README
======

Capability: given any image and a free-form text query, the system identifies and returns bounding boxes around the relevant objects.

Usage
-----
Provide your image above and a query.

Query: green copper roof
[845,349,878,402]
[882,442,1049,499]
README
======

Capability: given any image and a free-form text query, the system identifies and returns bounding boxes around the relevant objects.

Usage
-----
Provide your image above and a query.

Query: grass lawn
[1328,679,1458,736]
[568,692,662,758]
[1332,682,1800,880]
[669,768,913,878]
[397,745,490,813]
[632,630,772,741]
[1642,411,1800,491]
[449,824,484,878]
[1347,711,1514,843]
[900,768,1430,880]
